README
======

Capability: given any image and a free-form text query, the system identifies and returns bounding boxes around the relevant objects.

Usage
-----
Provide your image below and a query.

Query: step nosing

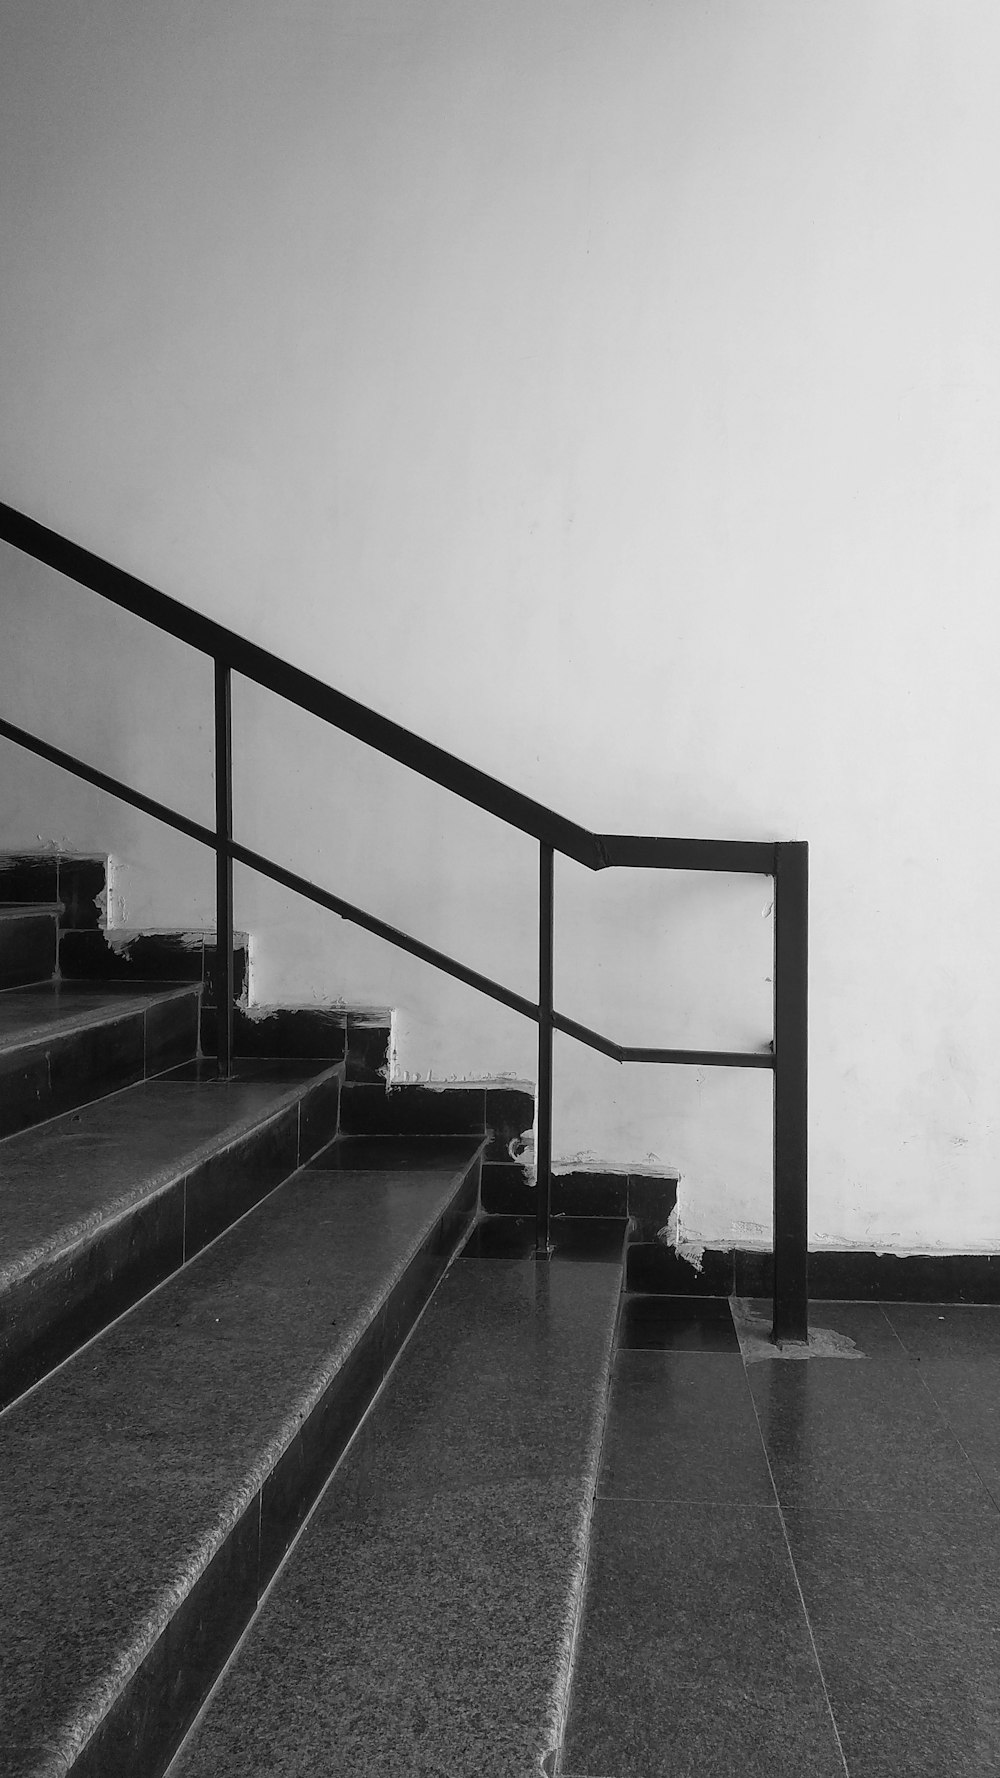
[0,1078,340,1289]
[2,1152,477,1778]
[0,983,201,1055]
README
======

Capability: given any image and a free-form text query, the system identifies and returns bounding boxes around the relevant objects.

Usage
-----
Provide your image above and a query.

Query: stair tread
[172,1245,623,1778]
[0,980,199,1053]
[0,1141,484,1774]
[0,1066,342,1289]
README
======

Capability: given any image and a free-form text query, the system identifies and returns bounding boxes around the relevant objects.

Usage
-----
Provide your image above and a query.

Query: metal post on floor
[536,843,554,1256]
[772,840,809,1342]
[214,660,235,1081]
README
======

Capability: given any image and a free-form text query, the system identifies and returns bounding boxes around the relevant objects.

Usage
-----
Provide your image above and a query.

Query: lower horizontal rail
[228,840,539,1023]
[0,714,774,1072]
[551,1010,772,1069]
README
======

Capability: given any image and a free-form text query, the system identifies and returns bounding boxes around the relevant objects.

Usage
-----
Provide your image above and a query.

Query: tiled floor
[559,1295,1000,1778]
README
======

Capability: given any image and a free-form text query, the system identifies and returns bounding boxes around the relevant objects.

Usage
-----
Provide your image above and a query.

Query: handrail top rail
[0,499,776,876]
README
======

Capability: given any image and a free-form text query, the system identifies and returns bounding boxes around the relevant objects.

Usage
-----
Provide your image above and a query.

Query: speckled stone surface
[0,980,202,1138]
[0,1072,340,1287]
[171,1256,623,1778]
[561,1500,846,1778]
[785,1502,1000,1776]
[0,980,193,1049]
[0,1150,481,1777]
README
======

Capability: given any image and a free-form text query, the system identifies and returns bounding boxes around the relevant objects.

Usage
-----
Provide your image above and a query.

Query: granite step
[0,902,60,988]
[169,1214,628,1778]
[0,980,202,1139]
[0,1133,486,1778]
[0,1058,344,1409]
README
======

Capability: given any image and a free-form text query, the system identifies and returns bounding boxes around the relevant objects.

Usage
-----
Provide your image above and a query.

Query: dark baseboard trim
[628,1243,1000,1304]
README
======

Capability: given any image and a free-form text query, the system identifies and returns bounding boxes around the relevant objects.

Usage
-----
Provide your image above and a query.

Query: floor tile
[748,1358,989,1509]
[598,1351,775,1504]
[561,1498,842,1778]
[883,1302,1000,1361]
[462,1215,627,1263]
[618,1292,739,1352]
[913,1361,1000,1505]
[308,1133,480,1171]
[736,1297,910,1360]
[785,1503,1000,1776]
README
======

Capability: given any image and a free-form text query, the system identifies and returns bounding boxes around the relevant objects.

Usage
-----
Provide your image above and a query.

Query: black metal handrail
[0,500,808,1340]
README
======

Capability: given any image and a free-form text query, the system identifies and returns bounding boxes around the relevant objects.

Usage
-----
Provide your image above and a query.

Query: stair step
[0,903,59,988]
[0,1059,344,1409]
[0,1135,485,1778]
[171,1217,627,1778]
[0,980,201,1138]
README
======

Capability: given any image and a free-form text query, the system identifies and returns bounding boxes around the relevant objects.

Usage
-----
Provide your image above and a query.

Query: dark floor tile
[562,1498,840,1777]
[296,1069,343,1164]
[883,1302,1000,1361]
[183,1108,299,1257]
[737,1296,909,1360]
[568,1681,845,1778]
[619,1292,739,1352]
[344,1010,391,1083]
[811,1250,1000,1304]
[340,1081,486,1136]
[144,987,199,1075]
[46,1007,146,1113]
[201,939,249,1009]
[785,1503,1000,1776]
[552,1171,628,1218]
[598,1351,774,1504]
[624,1172,679,1240]
[56,857,106,930]
[161,1058,333,1084]
[0,854,58,906]
[482,1085,534,1163]
[913,1362,1000,1505]
[626,1241,735,1296]
[0,911,58,989]
[259,1311,386,1580]
[201,1004,347,1061]
[480,1159,534,1213]
[59,928,205,982]
[461,1215,626,1263]
[308,1134,482,1172]
[749,1356,990,1509]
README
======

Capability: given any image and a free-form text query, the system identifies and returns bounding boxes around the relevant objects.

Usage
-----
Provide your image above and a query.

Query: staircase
[0,866,629,1778]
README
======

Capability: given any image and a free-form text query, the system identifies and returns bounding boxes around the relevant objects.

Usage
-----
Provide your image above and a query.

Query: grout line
[544,1277,624,1778]
[733,1302,852,1778]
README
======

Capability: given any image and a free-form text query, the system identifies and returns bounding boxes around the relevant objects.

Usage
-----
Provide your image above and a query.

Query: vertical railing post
[214,660,234,1081]
[772,839,808,1342]
[536,843,554,1255]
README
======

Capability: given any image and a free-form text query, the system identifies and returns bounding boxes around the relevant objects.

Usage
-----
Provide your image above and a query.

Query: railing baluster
[536,843,554,1255]
[772,839,809,1342]
[214,661,235,1081]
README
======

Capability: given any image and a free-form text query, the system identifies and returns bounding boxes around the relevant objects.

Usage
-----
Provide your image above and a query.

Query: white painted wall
[3,0,1000,1251]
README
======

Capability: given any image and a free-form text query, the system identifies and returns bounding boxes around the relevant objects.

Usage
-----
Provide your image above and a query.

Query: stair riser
[67,1158,481,1778]
[0,993,199,1140]
[0,913,58,989]
[0,1074,342,1411]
